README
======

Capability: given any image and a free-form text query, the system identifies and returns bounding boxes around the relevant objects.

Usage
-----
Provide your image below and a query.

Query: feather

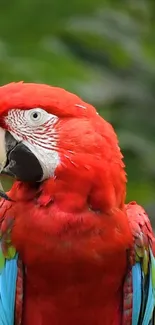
[0,245,5,271]
[142,264,154,325]
[125,202,155,325]
[0,208,18,325]
[0,255,18,325]
[132,263,142,325]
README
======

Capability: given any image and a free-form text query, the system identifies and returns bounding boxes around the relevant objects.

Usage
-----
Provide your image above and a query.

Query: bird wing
[0,198,23,325]
[123,201,155,325]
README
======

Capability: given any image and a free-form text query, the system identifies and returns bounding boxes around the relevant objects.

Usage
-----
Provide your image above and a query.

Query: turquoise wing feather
[132,248,155,325]
[132,263,142,325]
[123,202,155,325]
[0,212,18,325]
[0,254,18,325]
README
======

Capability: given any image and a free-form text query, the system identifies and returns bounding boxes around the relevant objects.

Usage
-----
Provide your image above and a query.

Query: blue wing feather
[6,257,18,322]
[142,248,155,325]
[124,202,155,325]
[132,263,142,325]
[131,247,155,325]
[0,255,18,325]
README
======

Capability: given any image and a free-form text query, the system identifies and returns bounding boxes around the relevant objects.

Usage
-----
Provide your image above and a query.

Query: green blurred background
[0,0,155,223]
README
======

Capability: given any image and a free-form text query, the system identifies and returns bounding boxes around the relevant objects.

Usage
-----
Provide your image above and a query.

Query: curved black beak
[0,129,43,200]
[4,131,43,182]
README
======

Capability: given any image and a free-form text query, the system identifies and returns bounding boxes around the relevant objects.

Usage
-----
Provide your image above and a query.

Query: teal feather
[132,263,142,325]
[142,265,154,324]
[131,247,155,325]
[0,255,18,325]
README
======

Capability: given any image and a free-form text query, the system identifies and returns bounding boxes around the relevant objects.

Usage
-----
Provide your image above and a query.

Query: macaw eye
[27,108,46,126]
[25,108,58,127]
[32,112,39,119]
[30,110,42,122]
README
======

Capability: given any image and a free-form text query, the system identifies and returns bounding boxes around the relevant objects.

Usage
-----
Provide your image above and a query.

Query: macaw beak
[0,127,43,200]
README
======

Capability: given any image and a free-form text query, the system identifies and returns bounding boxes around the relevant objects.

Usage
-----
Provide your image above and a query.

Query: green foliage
[0,0,155,220]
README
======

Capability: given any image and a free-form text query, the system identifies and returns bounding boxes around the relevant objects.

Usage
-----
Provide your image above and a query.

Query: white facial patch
[22,140,59,180]
[0,127,7,172]
[5,108,60,180]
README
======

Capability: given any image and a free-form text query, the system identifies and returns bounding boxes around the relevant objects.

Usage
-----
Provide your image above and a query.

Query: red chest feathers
[1,198,132,325]
[10,199,131,289]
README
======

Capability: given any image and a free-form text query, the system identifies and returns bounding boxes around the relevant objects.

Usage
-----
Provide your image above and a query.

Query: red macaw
[0,82,154,325]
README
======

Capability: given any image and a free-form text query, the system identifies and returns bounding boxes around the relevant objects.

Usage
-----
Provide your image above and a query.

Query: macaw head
[0,82,126,211]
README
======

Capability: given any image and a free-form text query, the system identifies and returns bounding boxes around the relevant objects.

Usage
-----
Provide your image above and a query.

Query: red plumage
[0,181,132,325]
[0,82,154,325]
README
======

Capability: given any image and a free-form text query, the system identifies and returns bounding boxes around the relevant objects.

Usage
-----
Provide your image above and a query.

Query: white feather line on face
[5,109,60,180]
[8,127,60,181]
[75,104,87,109]
[22,140,60,180]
